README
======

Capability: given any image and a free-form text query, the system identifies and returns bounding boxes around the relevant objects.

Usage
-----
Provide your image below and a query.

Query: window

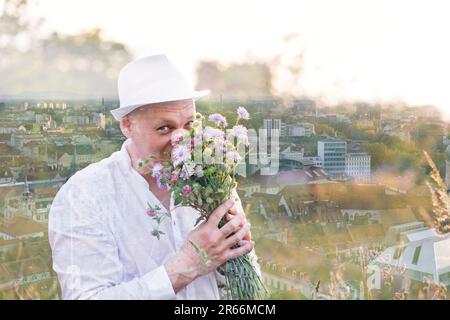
[393,246,406,259]
[412,246,422,265]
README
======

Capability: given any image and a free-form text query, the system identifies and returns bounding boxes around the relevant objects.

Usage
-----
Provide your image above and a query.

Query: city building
[62,115,90,125]
[92,113,106,129]
[263,119,285,137]
[345,152,371,183]
[286,123,315,137]
[371,230,450,286]
[318,138,347,177]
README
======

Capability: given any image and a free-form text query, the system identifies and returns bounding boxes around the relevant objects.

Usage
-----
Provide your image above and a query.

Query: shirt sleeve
[48,181,177,300]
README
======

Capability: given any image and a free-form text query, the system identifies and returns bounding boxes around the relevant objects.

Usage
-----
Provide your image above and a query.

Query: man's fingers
[243,228,252,242]
[220,216,242,238]
[208,199,235,227]
[224,222,250,248]
[227,206,239,215]
[226,240,254,260]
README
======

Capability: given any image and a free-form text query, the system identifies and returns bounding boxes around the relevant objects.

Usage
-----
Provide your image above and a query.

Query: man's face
[120,99,196,163]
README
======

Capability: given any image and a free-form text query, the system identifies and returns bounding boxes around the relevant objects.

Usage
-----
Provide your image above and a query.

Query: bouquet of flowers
[138,106,269,300]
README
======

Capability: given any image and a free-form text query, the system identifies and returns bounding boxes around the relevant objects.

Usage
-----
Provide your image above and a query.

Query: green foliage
[315,123,335,136]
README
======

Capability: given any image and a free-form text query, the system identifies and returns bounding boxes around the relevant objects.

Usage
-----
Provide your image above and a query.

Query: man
[48,54,260,299]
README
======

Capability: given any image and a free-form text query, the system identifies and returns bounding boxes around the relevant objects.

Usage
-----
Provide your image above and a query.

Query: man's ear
[120,116,132,138]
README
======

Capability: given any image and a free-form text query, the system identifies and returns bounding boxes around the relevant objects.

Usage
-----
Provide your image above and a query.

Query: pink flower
[193,134,203,146]
[237,106,250,120]
[170,174,178,183]
[208,113,228,127]
[179,169,189,180]
[146,208,156,217]
[181,185,192,196]
[171,128,188,146]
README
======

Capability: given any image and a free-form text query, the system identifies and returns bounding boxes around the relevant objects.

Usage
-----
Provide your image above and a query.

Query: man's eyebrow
[154,118,177,126]
[154,117,194,126]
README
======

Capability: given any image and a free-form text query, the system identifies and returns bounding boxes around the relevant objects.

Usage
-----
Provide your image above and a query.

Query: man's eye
[157,125,171,133]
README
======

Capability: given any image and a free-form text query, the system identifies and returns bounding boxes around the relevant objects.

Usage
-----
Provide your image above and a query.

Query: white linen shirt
[48,139,261,300]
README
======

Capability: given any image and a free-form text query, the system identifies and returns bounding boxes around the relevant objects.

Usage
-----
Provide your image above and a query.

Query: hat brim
[110,89,210,121]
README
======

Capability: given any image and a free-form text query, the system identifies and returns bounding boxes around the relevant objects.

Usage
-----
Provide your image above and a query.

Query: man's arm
[48,182,176,300]
[49,184,252,299]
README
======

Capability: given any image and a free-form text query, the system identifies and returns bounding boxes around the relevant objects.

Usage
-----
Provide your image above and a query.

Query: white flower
[172,144,191,165]
[230,125,249,146]
[194,165,204,177]
[203,147,213,158]
[237,106,250,120]
[226,150,242,163]
[184,160,196,176]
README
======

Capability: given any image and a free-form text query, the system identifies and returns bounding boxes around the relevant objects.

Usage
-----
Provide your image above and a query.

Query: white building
[0,123,18,134]
[286,123,315,137]
[345,152,371,183]
[263,119,285,137]
[280,147,323,168]
[92,113,106,129]
[371,230,450,286]
[318,138,347,177]
[302,156,323,167]
[62,115,90,125]
[10,132,44,149]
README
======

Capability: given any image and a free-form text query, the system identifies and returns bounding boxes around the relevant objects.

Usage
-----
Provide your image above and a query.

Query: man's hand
[225,201,252,242]
[164,199,253,293]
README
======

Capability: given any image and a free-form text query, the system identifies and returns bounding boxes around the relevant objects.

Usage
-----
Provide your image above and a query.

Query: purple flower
[172,144,191,165]
[237,106,250,120]
[151,162,164,177]
[203,126,225,141]
[208,113,228,127]
[156,176,167,190]
[181,185,192,196]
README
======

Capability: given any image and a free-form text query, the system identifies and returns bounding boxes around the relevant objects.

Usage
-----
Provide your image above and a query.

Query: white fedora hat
[110,54,210,121]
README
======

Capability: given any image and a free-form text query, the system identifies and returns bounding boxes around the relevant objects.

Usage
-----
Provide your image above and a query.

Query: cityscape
[0,97,449,299]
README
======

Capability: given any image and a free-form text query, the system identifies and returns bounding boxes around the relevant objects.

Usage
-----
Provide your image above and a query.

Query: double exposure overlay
[1,0,449,300]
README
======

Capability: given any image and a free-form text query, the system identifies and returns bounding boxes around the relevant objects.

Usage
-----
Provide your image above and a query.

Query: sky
[31,0,450,118]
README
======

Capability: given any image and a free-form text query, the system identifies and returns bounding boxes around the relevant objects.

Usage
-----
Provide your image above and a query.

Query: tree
[363,142,393,169]
[315,123,335,136]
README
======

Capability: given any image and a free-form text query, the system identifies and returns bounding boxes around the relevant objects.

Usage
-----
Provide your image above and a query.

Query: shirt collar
[117,139,175,214]
[117,138,150,189]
